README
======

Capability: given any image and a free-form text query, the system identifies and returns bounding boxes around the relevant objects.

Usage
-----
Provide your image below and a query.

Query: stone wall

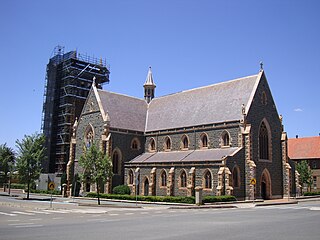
[126,164,222,197]
[246,73,283,199]
[145,124,240,152]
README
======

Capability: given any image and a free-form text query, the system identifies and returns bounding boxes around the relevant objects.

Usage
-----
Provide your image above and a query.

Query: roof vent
[296,135,298,139]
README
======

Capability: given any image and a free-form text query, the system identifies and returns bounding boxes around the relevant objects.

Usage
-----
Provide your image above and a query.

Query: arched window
[165,137,171,151]
[85,125,94,148]
[144,178,149,196]
[180,170,187,188]
[131,138,140,150]
[181,135,189,149]
[259,122,270,160]
[112,151,120,174]
[222,131,230,147]
[204,170,212,189]
[232,166,240,188]
[149,138,156,152]
[128,169,134,185]
[160,170,167,187]
[261,91,267,105]
[201,133,208,148]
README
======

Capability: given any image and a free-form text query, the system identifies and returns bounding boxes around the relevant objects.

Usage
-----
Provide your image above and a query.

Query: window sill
[221,145,231,148]
[259,159,272,163]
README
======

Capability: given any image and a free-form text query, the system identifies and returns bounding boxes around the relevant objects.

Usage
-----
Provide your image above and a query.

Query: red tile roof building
[288,136,320,192]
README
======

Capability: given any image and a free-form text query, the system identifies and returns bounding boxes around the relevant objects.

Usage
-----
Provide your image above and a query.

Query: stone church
[67,67,292,200]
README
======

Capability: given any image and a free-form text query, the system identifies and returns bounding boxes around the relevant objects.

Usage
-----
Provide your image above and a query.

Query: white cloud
[294,108,303,112]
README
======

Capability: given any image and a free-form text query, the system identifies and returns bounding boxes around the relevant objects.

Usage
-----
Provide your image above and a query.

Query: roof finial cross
[92,76,96,87]
[260,61,264,71]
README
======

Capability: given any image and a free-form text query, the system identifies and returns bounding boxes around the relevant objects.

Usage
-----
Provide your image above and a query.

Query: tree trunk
[97,181,100,205]
[27,178,30,200]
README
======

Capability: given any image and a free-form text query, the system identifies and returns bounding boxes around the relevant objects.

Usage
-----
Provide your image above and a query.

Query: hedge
[113,185,131,195]
[9,183,26,189]
[202,195,237,203]
[86,193,237,204]
[30,189,61,195]
[86,192,195,204]
[304,191,320,196]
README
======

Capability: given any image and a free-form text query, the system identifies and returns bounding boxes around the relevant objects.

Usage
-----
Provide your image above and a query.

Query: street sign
[48,182,55,190]
[135,171,140,185]
[250,178,256,185]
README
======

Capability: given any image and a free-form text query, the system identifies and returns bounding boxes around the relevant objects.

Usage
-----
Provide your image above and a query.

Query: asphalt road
[0,197,319,240]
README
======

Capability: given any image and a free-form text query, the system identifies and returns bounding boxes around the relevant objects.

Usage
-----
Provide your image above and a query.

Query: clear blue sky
[1,0,319,150]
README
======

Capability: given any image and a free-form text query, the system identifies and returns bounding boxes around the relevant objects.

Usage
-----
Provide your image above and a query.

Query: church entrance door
[260,169,272,200]
[144,178,149,196]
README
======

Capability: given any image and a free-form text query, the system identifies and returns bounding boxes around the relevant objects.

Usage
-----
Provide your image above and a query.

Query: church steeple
[144,67,156,103]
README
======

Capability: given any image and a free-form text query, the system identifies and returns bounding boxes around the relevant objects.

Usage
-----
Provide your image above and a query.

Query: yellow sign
[48,182,55,190]
[250,178,256,185]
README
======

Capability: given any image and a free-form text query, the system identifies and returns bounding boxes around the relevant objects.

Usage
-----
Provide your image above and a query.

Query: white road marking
[9,223,34,226]
[109,213,119,216]
[16,224,43,228]
[0,211,17,216]
[29,218,42,221]
[11,211,35,216]
[310,207,320,211]
[7,219,20,222]
[99,219,120,223]
[42,209,69,214]
[87,218,106,222]
[27,210,51,215]
[125,213,134,215]
[72,209,107,214]
[52,217,63,220]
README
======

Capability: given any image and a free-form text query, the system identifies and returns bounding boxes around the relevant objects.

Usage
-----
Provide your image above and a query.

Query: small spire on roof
[144,67,156,87]
[260,61,264,72]
[143,66,156,103]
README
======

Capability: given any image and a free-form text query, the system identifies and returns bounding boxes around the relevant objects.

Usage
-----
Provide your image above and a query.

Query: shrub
[304,191,320,196]
[30,189,61,195]
[10,183,26,189]
[86,192,195,204]
[113,185,131,195]
[202,195,236,203]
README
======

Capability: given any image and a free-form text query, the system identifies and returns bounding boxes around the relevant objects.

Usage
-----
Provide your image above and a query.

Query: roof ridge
[289,136,320,140]
[153,73,259,100]
[97,89,145,102]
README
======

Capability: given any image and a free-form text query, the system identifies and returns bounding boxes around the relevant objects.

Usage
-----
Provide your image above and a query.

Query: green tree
[16,133,46,199]
[296,160,313,192]
[0,143,15,189]
[79,144,113,205]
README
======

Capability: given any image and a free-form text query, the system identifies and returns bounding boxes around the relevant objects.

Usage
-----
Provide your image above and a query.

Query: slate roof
[129,147,240,164]
[95,72,261,132]
[288,137,320,160]
[97,90,148,132]
[145,74,260,132]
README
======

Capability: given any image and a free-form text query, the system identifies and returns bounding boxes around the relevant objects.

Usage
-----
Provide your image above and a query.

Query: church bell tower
[144,67,156,103]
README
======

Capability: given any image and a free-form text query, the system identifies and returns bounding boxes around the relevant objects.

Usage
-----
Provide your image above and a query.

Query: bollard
[195,186,203,205]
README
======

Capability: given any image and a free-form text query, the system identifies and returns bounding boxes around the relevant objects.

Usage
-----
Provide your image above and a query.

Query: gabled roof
[288,136,320,160]
[129,147,240,164]
[97,90,148,132]
[145,73,261,132]
[92,71,263,132]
